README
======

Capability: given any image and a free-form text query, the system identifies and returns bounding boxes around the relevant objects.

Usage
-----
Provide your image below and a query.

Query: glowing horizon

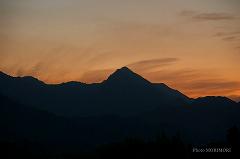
[0,0,240,101]
[1,66,240,102]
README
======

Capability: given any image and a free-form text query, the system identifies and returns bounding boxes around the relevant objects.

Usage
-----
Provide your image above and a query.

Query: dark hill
[0,67,189,116]
[0,67,240,145]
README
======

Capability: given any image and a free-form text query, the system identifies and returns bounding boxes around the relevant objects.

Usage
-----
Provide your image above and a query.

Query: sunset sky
[0,0,240,101]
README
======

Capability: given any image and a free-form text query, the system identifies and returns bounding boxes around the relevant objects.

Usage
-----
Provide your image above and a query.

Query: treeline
[0,126,239,159]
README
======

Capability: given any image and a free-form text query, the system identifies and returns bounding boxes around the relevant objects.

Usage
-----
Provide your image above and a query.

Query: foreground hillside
[0,67,240,158]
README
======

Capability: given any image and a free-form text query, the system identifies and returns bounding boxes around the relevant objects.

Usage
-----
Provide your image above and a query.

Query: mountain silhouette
[104,67,151,85]
[0,93,76,143]
[0,67,188,116]
[0,67,240,146]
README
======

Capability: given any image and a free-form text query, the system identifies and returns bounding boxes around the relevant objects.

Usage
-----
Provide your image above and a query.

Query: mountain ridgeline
[0,67,188,117]
[0,67,240,149]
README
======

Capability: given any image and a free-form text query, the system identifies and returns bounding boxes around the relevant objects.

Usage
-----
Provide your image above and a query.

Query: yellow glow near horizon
[0,0,240,101]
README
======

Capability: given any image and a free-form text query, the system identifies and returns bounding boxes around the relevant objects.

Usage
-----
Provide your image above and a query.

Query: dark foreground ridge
[0,67,240,158]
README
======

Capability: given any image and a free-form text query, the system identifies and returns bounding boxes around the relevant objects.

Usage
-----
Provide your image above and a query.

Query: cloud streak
[193,13,236,21]
[180,10,240,48]
[213,31,240,43]
[127,58,179,72]
[222,36,240,41]
[143,69,240,101]
[80,69,115,83]
[214,31,240,37]
[180,10,237,21]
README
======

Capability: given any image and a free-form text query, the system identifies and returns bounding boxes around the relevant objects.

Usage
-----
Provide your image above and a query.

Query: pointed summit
[104,67,150,85]
[117,66,132,72]
[110,67,135,77]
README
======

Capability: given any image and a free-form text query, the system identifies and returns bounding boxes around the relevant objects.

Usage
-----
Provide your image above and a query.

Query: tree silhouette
[227,126,240,152]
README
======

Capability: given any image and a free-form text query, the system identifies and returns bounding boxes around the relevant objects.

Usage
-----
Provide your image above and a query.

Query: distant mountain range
[0,67,240,146]
[0,67,189,117]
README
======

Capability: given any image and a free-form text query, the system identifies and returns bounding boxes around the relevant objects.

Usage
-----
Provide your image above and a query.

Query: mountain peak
[104,67,150,85]
[118,66,132,71]
[194,96,236,106]
[112,67,135,75]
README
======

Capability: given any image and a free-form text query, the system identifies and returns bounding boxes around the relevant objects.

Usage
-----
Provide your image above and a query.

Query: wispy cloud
[222,36,239,41]
[193,13,236,21]
[213,31,240,43]
[80,69,115,83]
[213,31,240,37]
[138,68,240,100]
[127,58,179,72]
[180,10,237,21]
[186,80,240,92]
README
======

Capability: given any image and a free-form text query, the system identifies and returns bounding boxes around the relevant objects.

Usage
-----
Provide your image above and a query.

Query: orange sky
[0,0,240,101]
